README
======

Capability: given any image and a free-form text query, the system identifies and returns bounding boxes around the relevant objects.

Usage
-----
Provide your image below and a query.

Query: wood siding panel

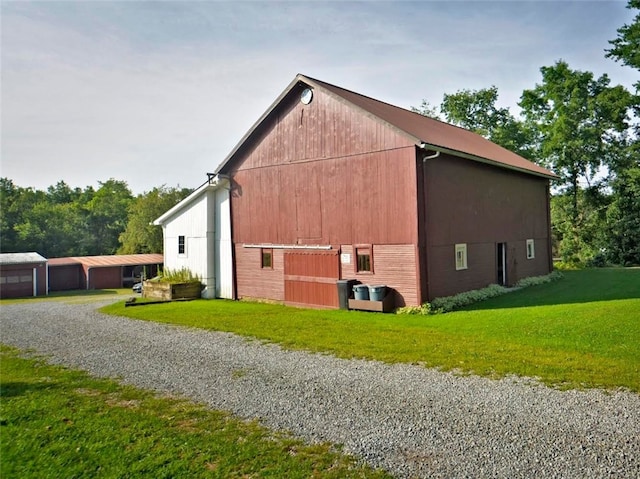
[422,155,552,299]
[427,243,496,299]
[232,89,413,171]
[340,244,418,307]
[231,148,418,246]
[235,245,284,301]
[284,250,340,278]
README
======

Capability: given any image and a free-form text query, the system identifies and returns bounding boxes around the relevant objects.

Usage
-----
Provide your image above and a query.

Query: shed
[0,252,48,299]
[213,74,556,308]
[153,175,233,299]
[48,254,163,291]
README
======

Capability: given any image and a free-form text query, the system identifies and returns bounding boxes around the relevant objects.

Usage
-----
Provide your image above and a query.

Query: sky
[1,0,637,194]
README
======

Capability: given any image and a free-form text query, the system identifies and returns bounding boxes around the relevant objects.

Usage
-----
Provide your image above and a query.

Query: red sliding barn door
[284,250,339,308]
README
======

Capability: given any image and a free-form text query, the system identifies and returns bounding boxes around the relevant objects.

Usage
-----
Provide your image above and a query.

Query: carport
[48,254,163,291]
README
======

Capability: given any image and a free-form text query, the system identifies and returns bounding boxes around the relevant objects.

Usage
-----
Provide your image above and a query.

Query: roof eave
[153,178,228,226]
[420,143,559,180]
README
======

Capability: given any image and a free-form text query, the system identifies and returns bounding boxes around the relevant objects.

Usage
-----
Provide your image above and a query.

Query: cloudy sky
[1,0,637,194]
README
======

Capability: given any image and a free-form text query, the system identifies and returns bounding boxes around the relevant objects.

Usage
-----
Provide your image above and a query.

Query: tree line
[412,0,639,266]
[0,178,192,258]
[1,1,638,265]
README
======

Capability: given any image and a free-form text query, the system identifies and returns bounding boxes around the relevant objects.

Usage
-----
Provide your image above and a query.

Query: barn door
[284,250,339,308]
[497,242,507,286]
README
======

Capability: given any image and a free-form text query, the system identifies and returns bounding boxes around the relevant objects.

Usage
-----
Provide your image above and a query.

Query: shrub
[586,253,608,268]
[395,303,442,315]
[395,271,564,315]
[151,267,201,284]
[515,271,563,288]
[431,284,509,313]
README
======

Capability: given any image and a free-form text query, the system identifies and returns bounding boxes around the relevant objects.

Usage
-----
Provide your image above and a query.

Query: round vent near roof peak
[300,88,313,105]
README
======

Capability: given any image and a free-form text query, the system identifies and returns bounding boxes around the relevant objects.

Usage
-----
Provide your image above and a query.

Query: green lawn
[0,346,389,479]
[1,288,132,305]
[101,268,640,392]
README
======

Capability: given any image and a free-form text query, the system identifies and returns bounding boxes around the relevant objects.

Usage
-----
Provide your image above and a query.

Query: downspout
[46,262,49,295]
[416,143,440,303]
[419,143,441,161]
[33,267,37,297]
[203,186,216,299]
[86,267,91,290]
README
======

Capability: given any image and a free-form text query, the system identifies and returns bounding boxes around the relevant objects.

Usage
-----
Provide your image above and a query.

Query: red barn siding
[231,148,419,246]
[340,244,418,307]
[232,88,415,171]
[423,154,552,299]
[235,246,285,301]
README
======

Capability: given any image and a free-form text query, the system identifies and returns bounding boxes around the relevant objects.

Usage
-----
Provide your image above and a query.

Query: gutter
[418,142,558,180]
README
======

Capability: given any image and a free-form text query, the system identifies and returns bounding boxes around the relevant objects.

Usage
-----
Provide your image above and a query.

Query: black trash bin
[336,279,357,310]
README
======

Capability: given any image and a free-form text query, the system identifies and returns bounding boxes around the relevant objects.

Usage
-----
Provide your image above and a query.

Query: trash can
[337,279,356,309]
[368,285,386,301]
[353,284,369,300]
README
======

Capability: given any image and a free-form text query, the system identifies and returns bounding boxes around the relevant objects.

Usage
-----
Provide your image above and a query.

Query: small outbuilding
[0,252,48,299]
[153,175,234,299]
[48,254,163,291]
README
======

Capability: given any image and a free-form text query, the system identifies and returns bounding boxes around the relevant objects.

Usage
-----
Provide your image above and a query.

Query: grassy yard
[0,346,389,479]
[1,289,132,305]
[102,268,640,392]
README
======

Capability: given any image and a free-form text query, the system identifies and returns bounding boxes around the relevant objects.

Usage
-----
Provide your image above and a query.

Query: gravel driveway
[2,300,639,478]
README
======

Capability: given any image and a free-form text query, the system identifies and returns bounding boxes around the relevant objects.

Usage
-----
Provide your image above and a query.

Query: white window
[455,243,468,270]
[178,235,186,255]
[526,239,535,260]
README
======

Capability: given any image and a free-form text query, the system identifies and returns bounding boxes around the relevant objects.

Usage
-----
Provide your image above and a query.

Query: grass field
[0,346,389,479]
[1,288,132,305]
[101,268,640,392]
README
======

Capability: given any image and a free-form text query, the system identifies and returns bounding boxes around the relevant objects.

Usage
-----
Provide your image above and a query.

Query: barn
[210,74,556,309]
[153,175,233,299]
[48,254,163,291]
[0,252,48,299]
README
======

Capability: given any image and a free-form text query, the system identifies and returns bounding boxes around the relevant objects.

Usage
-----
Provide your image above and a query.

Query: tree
[0,178,21,252]
[604,0,640,265]
[519,61,634,262]
[84,179,133,255]
[118,186,192,254]
[416,86,536,160]
[410,100,441,120]
[606,0,640,89]
[606,167,640,265]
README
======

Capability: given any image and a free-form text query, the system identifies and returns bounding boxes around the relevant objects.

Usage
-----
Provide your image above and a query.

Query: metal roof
[216,74,557,180]
[47,254,163,268]
[0,252,47,265]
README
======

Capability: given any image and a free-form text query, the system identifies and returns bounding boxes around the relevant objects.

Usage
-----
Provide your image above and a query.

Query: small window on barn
[355,245,373,273]
[261,248,273,269]
[455,243,468,270]
[526,239,535,260]
[178,235,186,255]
